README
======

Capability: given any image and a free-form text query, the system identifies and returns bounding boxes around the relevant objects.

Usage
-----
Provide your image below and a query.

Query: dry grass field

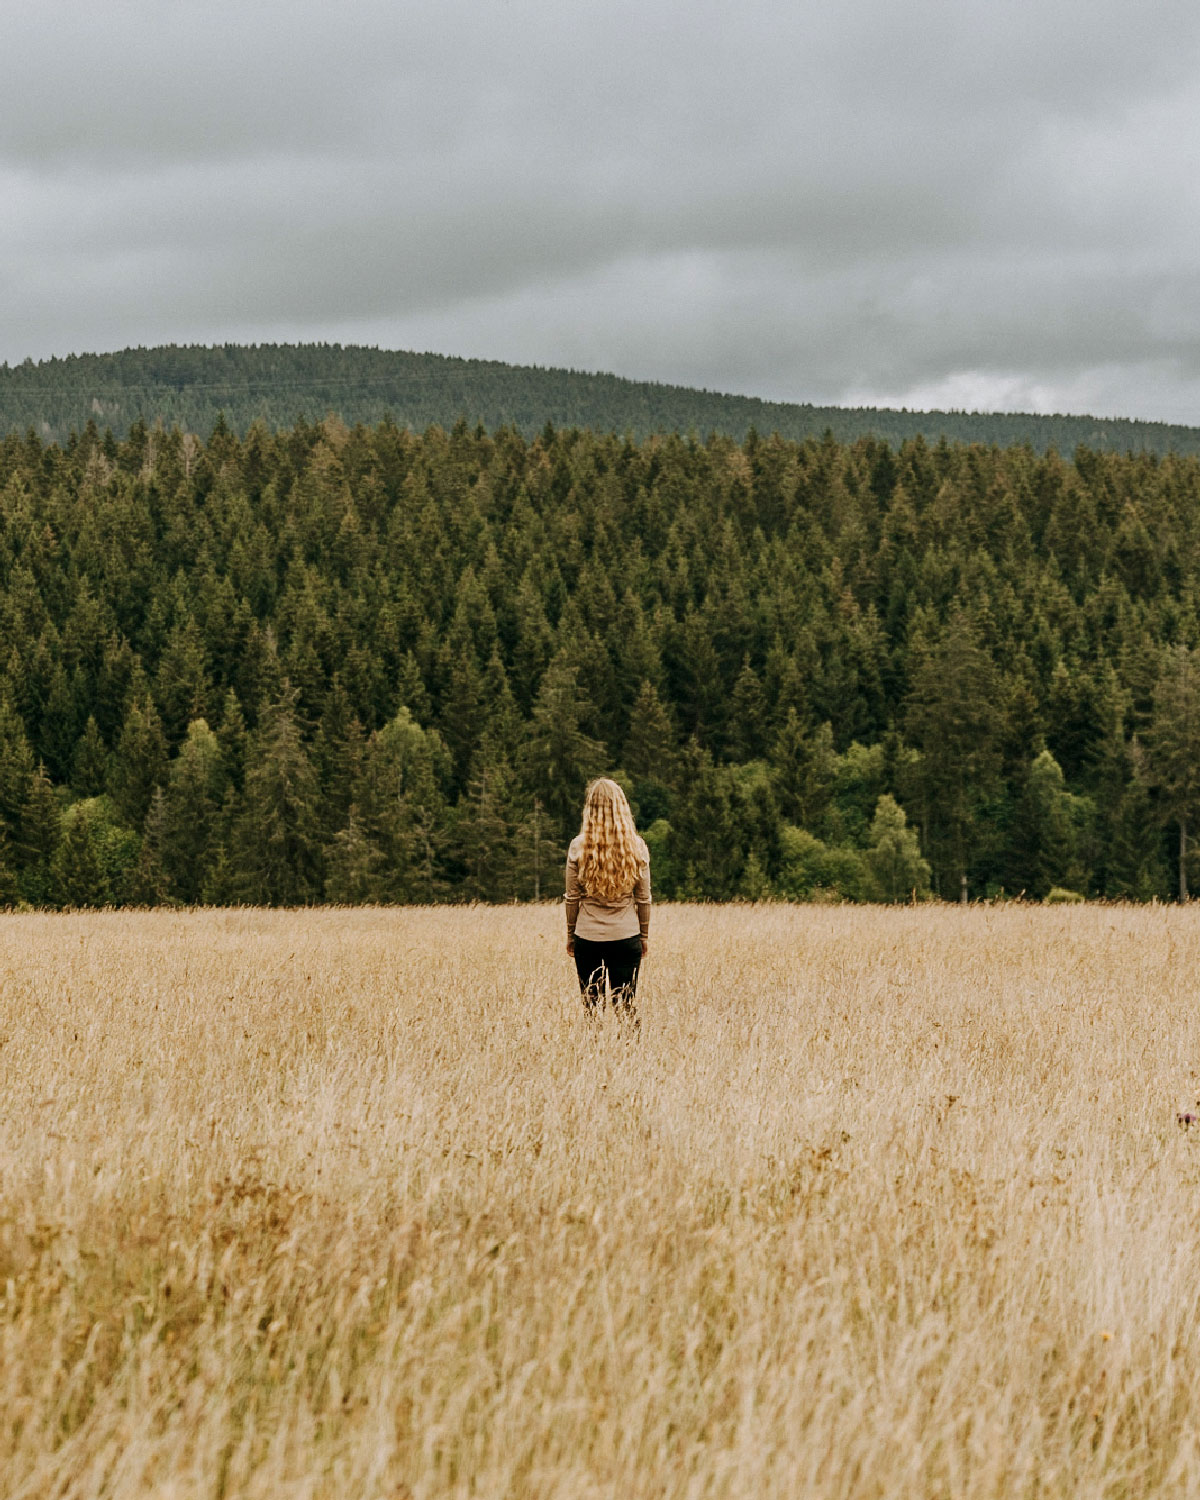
[2,903,1200,1498]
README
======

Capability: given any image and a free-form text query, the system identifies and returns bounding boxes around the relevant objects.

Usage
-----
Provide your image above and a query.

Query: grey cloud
[4,0,1200,423]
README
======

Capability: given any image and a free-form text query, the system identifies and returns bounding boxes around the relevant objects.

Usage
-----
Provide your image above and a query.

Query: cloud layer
[4,0,1200,421]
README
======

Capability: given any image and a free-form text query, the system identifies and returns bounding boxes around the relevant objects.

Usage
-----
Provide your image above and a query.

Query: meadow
[1,902,1199,1498]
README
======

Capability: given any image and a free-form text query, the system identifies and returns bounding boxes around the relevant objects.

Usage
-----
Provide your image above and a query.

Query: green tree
[0,820,18,906]
[18,762,60,907]
[864,795,931,902]
[521,653,605,841]
[155,615,211,743]
[52,805,107,907]
[162,718,225,902]
[355,708,448,902]
[455,744,522,901]
[71,714,109,797]
[134,786,173,905]
[771,712,837,835]
[51,798,138,908]
[905,617,1002,899]
[1004,749,1079,899]
[726,658,768,762]
[324,806,383,904]
[1147,645,1200,900]
[233,689,323,905]
[108,698,168,829]
[0,692,34,850]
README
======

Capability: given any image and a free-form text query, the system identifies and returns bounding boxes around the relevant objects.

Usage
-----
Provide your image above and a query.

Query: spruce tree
[521,653,605,840]
[18,762,59,907]
[52,804,108,908]
[215,689,249,791]
[905,615,1002,898]
[162,719,225,902]
[456,744,521,901]
[324,806,382,904]
[0,821,18,907]
[726,657,768,762]
[864,795,931,902]
[623,680,677,784]
[109,698,168,829]
[0,691,34,849]
[71,715,110,798]
[155,616,211,743]
[233,688,323,905]
[1147,644,1200,899]
[134,786,173,905]
[312,678,364,838]
[355,708,448,902]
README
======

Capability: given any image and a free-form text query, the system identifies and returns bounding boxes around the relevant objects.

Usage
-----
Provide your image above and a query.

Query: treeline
[2,414,1200,908]
[5,343,1200,456]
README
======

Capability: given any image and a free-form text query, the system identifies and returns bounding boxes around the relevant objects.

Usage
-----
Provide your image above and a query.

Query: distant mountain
[2,342,1198,455]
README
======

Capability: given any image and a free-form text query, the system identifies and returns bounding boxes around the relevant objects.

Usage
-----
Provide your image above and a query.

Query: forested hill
[2,418,1200,909]
[4,343,1200,455]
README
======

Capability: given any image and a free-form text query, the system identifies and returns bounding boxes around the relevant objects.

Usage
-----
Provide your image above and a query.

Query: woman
[565,778,651,1021]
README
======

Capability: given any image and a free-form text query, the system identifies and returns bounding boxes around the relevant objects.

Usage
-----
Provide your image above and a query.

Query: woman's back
[566,832,651,942]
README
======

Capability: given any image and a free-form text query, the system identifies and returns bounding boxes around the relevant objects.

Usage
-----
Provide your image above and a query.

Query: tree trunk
[1181,818,1189,903]
[960,871,968,905]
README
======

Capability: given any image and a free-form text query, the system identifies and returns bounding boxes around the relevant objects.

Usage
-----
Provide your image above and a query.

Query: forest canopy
[5,343,1200,455]
[1,413,1198,908]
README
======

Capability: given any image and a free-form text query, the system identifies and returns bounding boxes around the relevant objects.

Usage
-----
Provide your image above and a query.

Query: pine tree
[0,820,19,907]
[355,708,447,902]
[40,663,78,782]
[324,806,382,904]
[726,657,768,762]
[0,690,34,850]
[671,740,740,898]
[52,804,109,908]
[479,648,522,760]
[864,795,931,902]
[232,688,323,905]
[155,615,211,743]
[216,689,249,791]
[456,745,521,900]
[71,715,110,798]
[1004,749,1079,899]
[162,719,225,902]
[905,615,1002,898]
[108,698,168,829]
[771,713,837,836]
[623,680,677,785]
[18,762,59,907]
[438,621,483,795]
[1104,746,1169,898]
[134,786,173,905]
[312,678,364,839]
[521,653,605,840]
[1146,644,1200,899]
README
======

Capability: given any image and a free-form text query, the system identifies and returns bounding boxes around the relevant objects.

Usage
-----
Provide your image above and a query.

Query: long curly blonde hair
[578,778,641,902]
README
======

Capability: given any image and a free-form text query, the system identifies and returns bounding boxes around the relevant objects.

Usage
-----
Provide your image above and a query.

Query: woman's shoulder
[636,834,650,864]
[567,833,584,860]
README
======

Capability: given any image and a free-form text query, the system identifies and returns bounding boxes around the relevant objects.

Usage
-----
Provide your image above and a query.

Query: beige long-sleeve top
[565,835,652,942]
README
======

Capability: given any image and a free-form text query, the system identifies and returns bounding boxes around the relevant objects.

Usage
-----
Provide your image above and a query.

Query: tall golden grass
[2,903,1200,1498]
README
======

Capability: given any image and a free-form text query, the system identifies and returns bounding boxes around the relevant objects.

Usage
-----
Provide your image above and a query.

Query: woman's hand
[566,936,574,957]
[641,938,649,958]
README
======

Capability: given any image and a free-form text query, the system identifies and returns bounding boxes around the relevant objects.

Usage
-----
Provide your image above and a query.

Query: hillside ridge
[3,342,1198,455]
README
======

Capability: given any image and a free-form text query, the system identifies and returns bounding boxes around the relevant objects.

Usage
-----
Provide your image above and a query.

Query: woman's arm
[635,853,651,954]
[565,851,581,954]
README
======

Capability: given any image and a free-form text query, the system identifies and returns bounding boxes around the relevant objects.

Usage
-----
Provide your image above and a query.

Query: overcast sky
[3,0,1200,423]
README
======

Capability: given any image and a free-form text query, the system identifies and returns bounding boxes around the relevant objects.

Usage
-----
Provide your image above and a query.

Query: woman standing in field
[565,778,651,1022]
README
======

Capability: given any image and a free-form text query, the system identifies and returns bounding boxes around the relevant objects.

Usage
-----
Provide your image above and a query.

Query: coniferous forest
[6,343,1200,456]
[2,411,1200,908]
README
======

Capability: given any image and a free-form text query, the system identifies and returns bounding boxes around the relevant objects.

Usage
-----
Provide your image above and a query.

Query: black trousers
[573,934,643,1017]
